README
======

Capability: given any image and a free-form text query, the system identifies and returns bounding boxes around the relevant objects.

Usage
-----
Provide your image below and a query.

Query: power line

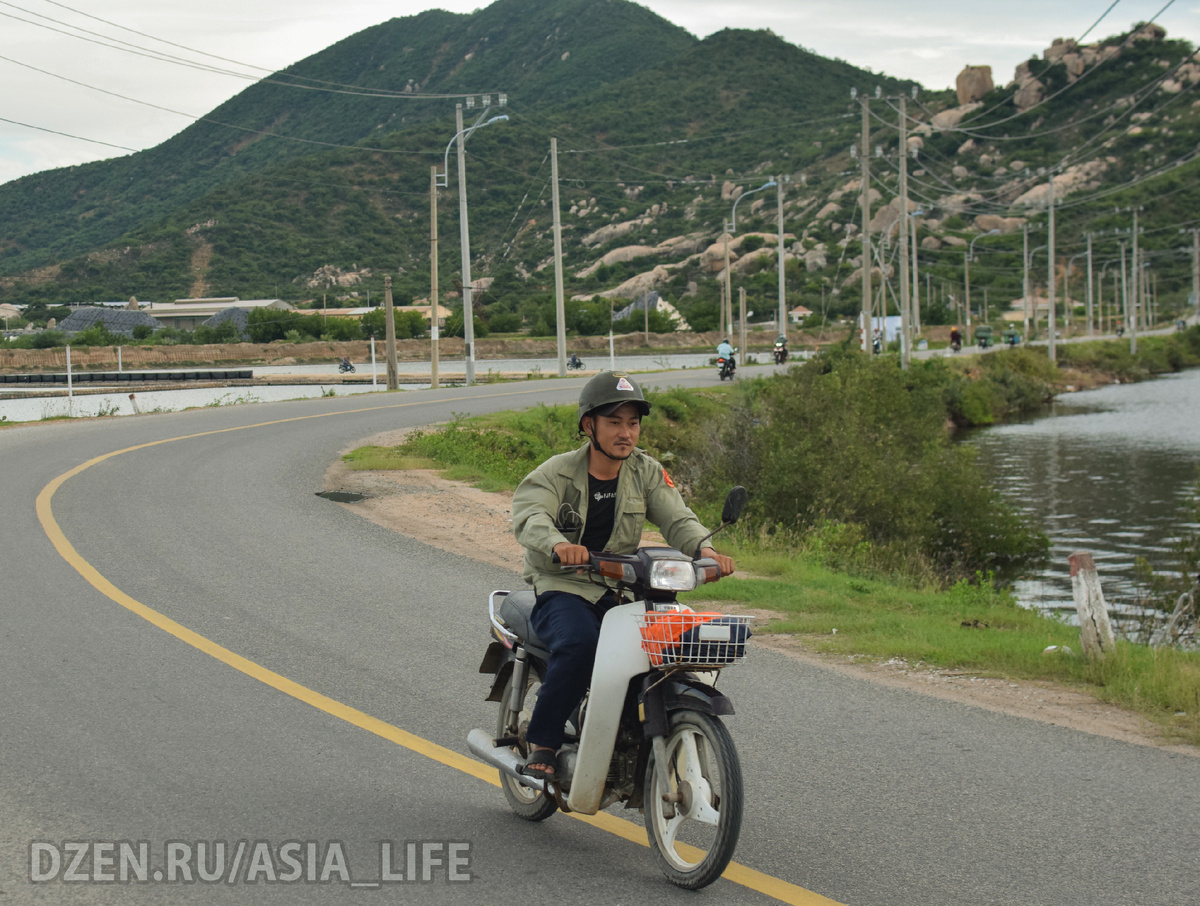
[0,114,136,151]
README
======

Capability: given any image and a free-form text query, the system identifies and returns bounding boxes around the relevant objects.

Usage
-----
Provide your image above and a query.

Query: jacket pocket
[613,507,646,550]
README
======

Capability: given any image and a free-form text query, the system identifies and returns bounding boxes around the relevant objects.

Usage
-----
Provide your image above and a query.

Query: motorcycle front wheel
[644,710,743,889]
[496,669,558,822]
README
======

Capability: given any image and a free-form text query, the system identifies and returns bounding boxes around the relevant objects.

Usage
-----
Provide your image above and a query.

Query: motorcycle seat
[499,590,552,659]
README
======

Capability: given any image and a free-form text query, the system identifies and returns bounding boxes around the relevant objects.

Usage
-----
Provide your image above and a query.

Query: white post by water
[66,345,73,398]
[1069,551,1116,659]
[370,338,377,387]
[118,346,123,373]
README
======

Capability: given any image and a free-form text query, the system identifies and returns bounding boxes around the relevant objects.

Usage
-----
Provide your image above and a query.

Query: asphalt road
[1,369,1197,906]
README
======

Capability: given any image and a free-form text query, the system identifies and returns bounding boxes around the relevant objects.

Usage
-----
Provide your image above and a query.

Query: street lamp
[723,179,776,343]
[438,109,509,385]
[965,229,1000,344]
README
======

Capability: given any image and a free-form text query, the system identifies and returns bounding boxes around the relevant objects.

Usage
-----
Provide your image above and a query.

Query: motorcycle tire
[644,710,743,890]
[496,669,558,822]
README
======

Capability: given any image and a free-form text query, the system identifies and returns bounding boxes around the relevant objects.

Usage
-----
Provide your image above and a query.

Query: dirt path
[324,431,1197,758]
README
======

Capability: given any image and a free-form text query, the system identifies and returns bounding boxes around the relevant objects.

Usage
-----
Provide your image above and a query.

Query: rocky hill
[2,2,1197,337]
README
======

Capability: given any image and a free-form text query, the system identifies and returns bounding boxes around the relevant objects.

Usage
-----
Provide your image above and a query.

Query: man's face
[585,402,642,460]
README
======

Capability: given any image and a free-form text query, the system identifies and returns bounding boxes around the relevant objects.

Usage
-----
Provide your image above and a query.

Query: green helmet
[577,370,651,432]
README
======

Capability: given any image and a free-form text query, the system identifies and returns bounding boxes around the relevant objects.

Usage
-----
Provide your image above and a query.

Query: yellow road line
[35,396,843,906]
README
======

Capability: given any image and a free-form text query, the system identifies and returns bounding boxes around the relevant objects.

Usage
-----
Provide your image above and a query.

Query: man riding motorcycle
[509,371,735,781]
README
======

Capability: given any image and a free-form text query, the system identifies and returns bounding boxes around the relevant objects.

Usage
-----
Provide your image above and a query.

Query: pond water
[968,368,1200,618]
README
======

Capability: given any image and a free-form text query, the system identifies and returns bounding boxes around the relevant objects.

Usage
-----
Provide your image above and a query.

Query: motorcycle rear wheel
[496,670,558,822]
[644,710,743,889]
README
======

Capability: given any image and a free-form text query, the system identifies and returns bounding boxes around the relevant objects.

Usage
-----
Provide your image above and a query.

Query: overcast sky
[2,0,1198,185]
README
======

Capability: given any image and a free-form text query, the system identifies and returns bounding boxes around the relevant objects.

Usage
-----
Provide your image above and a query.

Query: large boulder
[574,245,659,279]
[1044,38,1078,64]
[804,246,828,272]
[597,266,671,299]
[1011,160,1108,206]
[931,102,983,131]
[973,214,1027,234]
[1014,79,1045,112]
[956,65,994,104]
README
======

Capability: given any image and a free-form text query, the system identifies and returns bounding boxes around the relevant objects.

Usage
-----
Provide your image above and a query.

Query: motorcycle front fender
[638,674,734,738]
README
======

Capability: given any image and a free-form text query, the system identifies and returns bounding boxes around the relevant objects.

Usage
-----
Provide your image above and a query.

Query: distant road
[2,371,1197,905]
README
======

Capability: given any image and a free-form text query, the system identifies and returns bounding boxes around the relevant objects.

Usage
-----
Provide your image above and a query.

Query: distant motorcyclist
[717,338,734,360]
[773,334,788,364]
[949,327,962,353]
[568,353,583,370]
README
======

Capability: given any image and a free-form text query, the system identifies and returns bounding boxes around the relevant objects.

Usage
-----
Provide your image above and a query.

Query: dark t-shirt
[580,473,619,551]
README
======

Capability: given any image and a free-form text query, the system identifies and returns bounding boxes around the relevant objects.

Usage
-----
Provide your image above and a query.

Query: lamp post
[438,108,509,385]
[723,179,776,343]
[964,230,999,345]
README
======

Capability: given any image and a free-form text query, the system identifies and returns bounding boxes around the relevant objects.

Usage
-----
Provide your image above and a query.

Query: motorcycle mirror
[693,487,748,557]
[721,486,747,525]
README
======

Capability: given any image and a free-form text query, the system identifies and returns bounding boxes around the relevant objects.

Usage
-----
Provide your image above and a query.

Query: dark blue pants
[525,590,617,750]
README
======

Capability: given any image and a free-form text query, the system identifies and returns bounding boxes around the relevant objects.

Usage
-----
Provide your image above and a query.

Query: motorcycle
[338,361,356,373]
[717,356,736,381]
[567,357,585,371]
[468,488,750,889]
[773,344,788,364]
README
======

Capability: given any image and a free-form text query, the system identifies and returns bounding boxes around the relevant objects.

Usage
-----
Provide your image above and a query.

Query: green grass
[681,545,1200,745]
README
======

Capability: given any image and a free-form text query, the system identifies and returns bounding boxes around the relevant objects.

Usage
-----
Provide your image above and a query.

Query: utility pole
[739,286,748,366]
[383,275,398,390]
[1022,223,1031,338]
[1047,171,1057,363]
[1193,228,1200,320]
[429,166,439,389]
[860,96,872,354]
[1131,208,1139,355]
[551,137,567,376]
[722,228,732,340]
[898,95,911,369]
[1086,233,1094,336]
[1119,240,1129,343]
[454,103,477,385]
[911,208,921,336]
[963,252,971,343]
[777,176,787,340]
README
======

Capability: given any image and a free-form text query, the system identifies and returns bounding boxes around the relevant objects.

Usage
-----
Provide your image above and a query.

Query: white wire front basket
[634,611,752,668]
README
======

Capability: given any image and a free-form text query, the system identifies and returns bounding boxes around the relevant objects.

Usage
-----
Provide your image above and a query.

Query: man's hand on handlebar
[552,542,591,566]
[701,547,735,578]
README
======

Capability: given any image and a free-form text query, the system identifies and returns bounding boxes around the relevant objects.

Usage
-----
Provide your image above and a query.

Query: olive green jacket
[511,442,710,601]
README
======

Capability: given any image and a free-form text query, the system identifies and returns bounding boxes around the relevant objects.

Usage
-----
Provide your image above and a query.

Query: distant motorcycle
[773,343,788,364]
[717,355,736,381]
[567,356,585,371]
[338,361,356,373]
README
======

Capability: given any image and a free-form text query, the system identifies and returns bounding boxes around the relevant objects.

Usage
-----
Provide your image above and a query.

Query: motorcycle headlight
[648,558,698,592]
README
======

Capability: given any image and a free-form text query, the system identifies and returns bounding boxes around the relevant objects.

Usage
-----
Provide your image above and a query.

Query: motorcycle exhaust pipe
[466,728,546,793]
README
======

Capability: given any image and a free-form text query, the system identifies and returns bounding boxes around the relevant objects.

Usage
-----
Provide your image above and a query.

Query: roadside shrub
[702,351,1047,583]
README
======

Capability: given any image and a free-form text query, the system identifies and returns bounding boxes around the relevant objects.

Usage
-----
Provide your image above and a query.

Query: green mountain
[2,3,1199,338]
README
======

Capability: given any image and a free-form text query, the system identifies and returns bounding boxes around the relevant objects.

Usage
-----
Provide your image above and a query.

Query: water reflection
[970,369,1200,614]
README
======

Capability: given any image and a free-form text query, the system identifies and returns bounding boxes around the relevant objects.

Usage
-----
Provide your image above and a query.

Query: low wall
[0,331,737,373]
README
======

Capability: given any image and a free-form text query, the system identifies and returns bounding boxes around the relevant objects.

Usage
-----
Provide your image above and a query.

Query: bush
[701,351,1047,582]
